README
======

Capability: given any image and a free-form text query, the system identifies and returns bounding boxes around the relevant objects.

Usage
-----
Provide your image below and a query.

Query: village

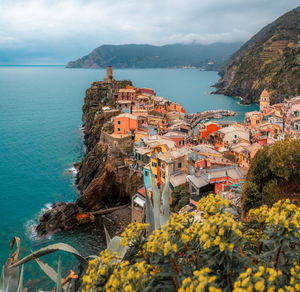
[98,67,300,223]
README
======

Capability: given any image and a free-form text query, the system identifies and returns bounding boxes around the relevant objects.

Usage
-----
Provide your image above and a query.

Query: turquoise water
[0,66,257,287]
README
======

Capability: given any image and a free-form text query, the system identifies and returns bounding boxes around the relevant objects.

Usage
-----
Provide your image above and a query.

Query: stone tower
[260,89,270,111]
[104,66,114,83]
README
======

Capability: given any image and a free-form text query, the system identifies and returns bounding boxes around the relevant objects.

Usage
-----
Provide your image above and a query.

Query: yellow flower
[254,281,265,291]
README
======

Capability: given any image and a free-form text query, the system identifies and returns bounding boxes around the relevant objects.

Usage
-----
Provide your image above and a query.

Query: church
[260,89,270,112]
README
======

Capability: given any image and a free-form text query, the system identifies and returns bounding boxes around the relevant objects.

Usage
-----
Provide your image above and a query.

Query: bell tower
[260,89,270,111]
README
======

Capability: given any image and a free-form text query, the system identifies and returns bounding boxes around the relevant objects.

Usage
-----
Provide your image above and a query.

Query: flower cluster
[285,263,300,291]
[120,222,148,247]
[249,204,269,224]
[82,250,120,292]
[198,213,243,252]
[265,199,300,237]
[233,266,283,292]
[82,195,300,291]
[105,260,158,292]
[197,193,230,218]
[145,213,193,255]
[178,268,221,292]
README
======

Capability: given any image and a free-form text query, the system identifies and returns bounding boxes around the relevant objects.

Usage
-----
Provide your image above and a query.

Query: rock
[36,79,142,236]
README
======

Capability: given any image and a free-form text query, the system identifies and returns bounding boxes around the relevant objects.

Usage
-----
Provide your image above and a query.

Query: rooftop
[115,113,139,120]
[206,166,244,180]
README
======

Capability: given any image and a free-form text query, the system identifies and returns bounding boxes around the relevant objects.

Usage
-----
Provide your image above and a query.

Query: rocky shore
[36,79,143,236]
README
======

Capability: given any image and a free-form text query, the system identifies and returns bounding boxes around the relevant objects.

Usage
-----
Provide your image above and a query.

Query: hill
[214,7,300,104]
[66,43,242,70]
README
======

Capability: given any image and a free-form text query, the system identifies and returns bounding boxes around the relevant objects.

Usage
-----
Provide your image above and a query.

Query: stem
[274,239,283,269]
[239,247,245,258]
[171,277,178,291]
[171,258,180,274]
[225,255,233,291]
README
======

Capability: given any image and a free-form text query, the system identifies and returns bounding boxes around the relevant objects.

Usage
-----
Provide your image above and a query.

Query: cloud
[0,0,298,64]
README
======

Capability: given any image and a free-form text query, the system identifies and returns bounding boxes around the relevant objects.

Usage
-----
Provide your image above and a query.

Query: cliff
[214,7,300,104]
[36,80,143,236]
[66,43,242,70]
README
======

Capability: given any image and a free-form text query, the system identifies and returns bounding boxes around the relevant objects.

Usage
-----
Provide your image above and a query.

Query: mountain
[214,7,300,104]
[66,43,242,70]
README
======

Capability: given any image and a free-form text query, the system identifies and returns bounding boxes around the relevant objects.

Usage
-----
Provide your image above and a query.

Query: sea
[0,66,258,289]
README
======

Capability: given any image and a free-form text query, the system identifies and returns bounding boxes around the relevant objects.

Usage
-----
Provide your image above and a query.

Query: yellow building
[260,89,270,112]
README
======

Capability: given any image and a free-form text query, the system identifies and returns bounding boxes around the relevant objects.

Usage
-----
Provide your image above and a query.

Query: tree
[171,184,190,212]
[242,139,300,213]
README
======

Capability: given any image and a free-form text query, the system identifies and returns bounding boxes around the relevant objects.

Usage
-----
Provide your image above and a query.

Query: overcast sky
[0,0,298,64]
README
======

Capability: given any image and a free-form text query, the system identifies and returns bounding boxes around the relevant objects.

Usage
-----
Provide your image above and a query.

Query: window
[144,171,148,177]
[117,128,120,132]
[158,160,161,167]
[117,120,121,125]
[152,162,157,167]
[155,175,157,179]
[178,162,182,168]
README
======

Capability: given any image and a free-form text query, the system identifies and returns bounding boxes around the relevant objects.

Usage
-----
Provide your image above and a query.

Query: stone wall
[131,205,145,223]
[100,131,134,156]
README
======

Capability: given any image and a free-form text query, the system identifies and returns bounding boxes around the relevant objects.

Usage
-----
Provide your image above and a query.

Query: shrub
[82,194,300,291]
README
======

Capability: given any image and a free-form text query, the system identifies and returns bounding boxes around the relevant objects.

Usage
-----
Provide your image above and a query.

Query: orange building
[114,113,139,135]
[198,121,220,141]
[166,103,186,114]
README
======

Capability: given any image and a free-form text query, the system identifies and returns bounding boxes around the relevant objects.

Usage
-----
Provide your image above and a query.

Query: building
[212,125,250,150]
[245,111,263,128]
[163,131,187,148]
[241,143,263,168]
[187,165,244,196]
[118,88,136,101]
[114,113,139,135]
[198,121,220,142]
[131,187,146,223]
[260,89,270,112]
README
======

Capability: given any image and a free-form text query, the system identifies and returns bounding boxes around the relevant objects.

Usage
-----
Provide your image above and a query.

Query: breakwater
[186,109,236,128]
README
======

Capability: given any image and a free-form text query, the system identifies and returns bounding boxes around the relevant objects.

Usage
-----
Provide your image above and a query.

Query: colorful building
[118,87,136,101]
[198,121,220,141]
[114,113,139,135]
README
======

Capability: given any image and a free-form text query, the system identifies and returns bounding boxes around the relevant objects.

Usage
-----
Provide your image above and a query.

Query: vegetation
[66,43,242,70]
[171,184,190,212]
[103,122,114,134]
[82,194,300,291]
[242,139,300,213]
[216,7,300,103]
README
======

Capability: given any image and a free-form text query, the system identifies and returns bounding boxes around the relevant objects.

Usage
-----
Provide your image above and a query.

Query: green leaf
[103,224,111,247]
[107,236,128,260]
[56,256,62,292]
[145,183,155,232]
[9,243,88,270]
[161,175,170,226]
[16,265,23,292]
[151,171,161,230]
[34,257,57,283]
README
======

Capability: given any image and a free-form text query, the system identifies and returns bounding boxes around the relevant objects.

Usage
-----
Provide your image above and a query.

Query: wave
[66,166,78,175]
[24,203,53,241]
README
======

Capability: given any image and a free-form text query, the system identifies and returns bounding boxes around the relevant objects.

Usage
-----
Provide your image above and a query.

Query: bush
[242,139,300,213]
[171,184,190,212]
[82,194,300,291]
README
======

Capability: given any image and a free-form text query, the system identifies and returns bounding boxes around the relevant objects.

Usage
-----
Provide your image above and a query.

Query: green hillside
[214,7,300,104]
[66,43,242,70]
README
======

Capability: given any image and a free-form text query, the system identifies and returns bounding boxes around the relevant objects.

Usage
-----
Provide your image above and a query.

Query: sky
[0,0,298,65]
